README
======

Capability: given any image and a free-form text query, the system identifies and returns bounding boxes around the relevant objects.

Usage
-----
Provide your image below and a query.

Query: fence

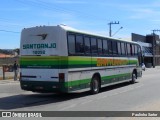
[0,57,19,80]
[0,57,19,66]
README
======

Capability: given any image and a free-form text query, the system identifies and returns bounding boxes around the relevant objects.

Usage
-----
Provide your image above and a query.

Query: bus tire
[131,72,136,84]
[90,76,100,94]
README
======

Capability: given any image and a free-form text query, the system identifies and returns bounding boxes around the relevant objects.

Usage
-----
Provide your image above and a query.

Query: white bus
[20,25,142,94]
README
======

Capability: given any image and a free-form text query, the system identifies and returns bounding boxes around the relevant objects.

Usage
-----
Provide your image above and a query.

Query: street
[0,67,160,120]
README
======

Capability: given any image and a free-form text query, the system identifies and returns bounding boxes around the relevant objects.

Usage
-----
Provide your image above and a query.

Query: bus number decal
[33,50,45,55]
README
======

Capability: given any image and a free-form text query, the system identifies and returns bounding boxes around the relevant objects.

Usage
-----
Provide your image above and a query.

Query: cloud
[0,7,30,12]
[132,8,155,14]
[129,8,158,19]
[125,1,160,20]
[40,10,76,20]
[53,0,87,4]
[151,19,160,22]
[151,0,160,7]
[39,0,87,4]
[37,10,82,27]
[98,1,160,20]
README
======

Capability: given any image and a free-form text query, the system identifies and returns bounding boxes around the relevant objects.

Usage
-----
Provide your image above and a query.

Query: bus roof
[22,24,138,45]
[58,24,138,45]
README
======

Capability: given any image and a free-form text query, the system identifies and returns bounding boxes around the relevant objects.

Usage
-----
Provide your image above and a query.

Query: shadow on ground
[0,81,137,110]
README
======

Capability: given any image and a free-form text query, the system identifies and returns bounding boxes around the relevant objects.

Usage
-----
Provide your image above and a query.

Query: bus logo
[37,34,47,40]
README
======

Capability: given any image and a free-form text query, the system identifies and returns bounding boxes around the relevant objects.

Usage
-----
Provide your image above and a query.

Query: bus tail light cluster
[59,73,65,82]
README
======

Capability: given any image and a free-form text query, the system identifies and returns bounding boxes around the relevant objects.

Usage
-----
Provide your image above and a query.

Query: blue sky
[0,0,160,49]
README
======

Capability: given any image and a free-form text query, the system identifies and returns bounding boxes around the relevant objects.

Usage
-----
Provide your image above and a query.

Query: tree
[13,48,20,55]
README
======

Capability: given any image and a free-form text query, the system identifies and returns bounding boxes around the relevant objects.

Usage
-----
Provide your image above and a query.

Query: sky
[1,0,160,49]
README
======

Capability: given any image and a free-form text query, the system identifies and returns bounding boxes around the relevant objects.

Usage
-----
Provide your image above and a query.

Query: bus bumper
[20,80,67,93]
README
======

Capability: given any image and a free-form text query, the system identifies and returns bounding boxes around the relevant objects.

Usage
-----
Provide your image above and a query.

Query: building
[132,33,160,68]
[0,51,19,66]
[0,53,13,58]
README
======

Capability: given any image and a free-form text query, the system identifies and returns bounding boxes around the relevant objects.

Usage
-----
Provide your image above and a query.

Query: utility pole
[112,26,123,37]
[152,29,160,34]
[108,21,119,37]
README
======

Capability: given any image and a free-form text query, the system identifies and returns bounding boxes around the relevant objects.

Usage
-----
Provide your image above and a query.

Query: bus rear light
[59,73,65,82]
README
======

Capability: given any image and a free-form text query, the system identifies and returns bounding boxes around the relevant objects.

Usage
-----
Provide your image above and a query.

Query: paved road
[0,67,160,120]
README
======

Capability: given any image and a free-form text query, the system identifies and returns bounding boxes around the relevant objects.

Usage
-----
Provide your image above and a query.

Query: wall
[0,57,19,66]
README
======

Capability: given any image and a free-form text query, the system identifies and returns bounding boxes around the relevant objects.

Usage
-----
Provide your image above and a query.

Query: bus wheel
[131,72,136,84]
[90,76,100,94]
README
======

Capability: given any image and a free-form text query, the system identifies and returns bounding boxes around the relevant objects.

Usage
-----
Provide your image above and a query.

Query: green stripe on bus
[101,73,131,80]
[65,78,90,87]
[20,73,132,92]
[65,73,131,87]
[20,56,138,69]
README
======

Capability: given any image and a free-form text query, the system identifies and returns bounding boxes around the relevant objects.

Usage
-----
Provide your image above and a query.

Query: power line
[17,0,106,22]
[37,0,101,19]
[0,30,20,34]
[0,0,109,33]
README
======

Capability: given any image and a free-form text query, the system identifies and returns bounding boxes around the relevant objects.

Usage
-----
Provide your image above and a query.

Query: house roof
[0,53,13,58]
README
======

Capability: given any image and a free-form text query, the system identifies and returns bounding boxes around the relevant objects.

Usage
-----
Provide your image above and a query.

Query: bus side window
[112,41,118,55]
[127,43,131,56]
[103,39,108,55]
[98,39,103,55]
[84,37,91,55]
[138,45,141,55]
[135,45,138,55]
[131,44,135,56]
[108,40,112,55]
[68,34,76,55]
[117,42,122,55]
[121,42,126,55]
[76,35,84,54]
[91,37,98,55]
[130,44,132,56]
[137,45,142,65]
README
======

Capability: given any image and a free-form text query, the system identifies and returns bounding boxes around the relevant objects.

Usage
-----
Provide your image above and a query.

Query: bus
[20,25,142,94]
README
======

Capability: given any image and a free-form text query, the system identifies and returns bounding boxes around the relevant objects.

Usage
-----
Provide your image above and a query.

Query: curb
[0,79,20,84]
[0,76,14,80]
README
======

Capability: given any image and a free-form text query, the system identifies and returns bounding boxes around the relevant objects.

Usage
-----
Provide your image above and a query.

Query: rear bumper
[20,80,67,93]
